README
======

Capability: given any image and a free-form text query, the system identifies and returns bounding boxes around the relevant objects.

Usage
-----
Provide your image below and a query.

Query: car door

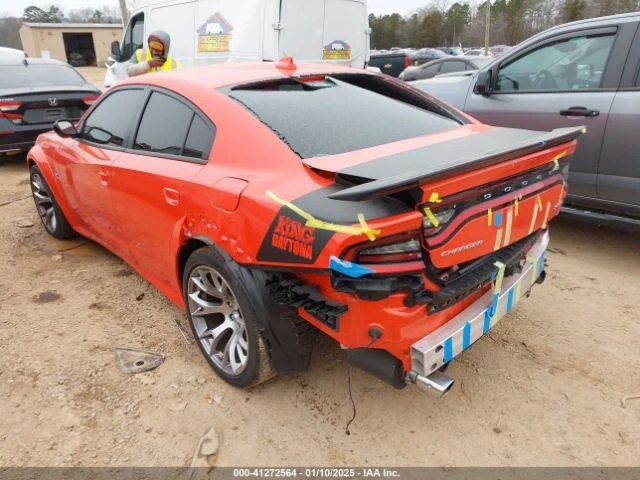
[54,88,146,256]
[106,12,145,86]
[465,23,635,201]
[109,89,215,286]
[597,22,640,212]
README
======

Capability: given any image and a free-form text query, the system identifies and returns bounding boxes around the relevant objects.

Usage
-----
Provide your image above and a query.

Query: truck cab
[105,0,370,87]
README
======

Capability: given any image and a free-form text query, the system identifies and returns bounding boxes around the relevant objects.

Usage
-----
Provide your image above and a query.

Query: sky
[2,0,432,19]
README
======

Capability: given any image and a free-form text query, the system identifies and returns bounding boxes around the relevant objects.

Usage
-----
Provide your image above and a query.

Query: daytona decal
[271,215,315,260]
[257,209,334,264]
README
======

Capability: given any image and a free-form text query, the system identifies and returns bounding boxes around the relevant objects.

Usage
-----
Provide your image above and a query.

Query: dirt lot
[76,67,107,91]
[0,154,639,467]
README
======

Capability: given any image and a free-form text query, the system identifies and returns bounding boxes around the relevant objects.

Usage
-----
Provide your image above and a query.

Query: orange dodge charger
[27,60,582,395]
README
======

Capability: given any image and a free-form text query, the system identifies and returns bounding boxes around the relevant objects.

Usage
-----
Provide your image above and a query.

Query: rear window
[0,65,86,88]
[227,75,462,158]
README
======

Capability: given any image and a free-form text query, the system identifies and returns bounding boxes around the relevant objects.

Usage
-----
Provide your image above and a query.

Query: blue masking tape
[507,288,515,313]
[329,256,374,278]
[494,212,503,228]
[483,309,492,334]
[443,337,453,363]
[462,322,472,350]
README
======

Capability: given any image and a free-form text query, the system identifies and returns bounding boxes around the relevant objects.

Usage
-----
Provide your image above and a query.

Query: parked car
[489,45,511,57]
[410,48,448,66]
[400,56,492,81]
[27,60,582,394]
[0,46,27,58]
[437,47,463,56]
[413,12,640,227]
[434,70,478,78]
[465,48,489,56]
[0,57,100,157]
[368,51,410,77]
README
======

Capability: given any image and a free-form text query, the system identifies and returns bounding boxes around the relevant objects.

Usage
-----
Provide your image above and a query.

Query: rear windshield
[227,75,462,158]
[0,65,86,88]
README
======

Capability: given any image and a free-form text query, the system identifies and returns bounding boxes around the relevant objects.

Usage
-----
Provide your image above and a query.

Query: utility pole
[484,0,491,56]
[119,0,129,25]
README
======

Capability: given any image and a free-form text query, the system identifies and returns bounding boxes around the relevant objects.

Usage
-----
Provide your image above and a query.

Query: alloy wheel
[31,172,57,233]
[187,266,249,376]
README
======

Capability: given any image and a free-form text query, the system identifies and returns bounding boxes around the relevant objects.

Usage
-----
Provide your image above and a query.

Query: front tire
[183,247,276,387]
[30,165,77,240]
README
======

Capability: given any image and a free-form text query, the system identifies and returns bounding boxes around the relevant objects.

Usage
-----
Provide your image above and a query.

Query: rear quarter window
[226,74,462,158]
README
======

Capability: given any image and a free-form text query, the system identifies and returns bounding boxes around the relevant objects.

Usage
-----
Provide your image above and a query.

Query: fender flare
[27,147,82,227]
[181,237,313,375]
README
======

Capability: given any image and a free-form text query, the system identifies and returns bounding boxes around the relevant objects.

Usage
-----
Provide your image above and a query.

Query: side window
[184,115,214,160]
[440,60,466,73]
[495,33,615,92]
[82,89,145,147]
[120,13,144,61]
[134,92,193,156]
[423,62,440,72]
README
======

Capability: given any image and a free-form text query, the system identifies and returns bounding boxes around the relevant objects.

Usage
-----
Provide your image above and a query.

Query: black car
[409,48,447,66]
[400,56,493,81]
[0,57,100,157]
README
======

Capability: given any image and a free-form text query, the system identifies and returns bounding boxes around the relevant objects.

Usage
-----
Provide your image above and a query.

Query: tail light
[404,55,411,68]
[344,233,422,264]
[423,206,456,229]
[421,157,572,238]
[82,96,99,107]
[0,101,23,124]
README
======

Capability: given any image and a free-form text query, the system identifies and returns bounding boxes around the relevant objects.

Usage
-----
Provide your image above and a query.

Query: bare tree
[368,0,636,51]
[0,16,22,49]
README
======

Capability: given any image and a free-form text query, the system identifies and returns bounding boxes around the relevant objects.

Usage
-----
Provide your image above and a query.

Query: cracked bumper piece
[411,230,549,377]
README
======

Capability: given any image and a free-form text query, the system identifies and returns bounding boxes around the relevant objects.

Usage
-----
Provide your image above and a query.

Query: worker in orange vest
[128,30,181,77]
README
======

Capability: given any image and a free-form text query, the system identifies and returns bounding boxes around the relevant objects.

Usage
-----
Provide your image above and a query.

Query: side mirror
[474,69,492,95]
[110,41,121,61]
[53,120,78,138]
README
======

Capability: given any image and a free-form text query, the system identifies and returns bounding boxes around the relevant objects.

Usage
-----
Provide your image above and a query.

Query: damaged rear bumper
[409,230,549,379]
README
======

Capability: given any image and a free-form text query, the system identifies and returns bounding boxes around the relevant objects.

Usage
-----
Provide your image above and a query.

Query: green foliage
[562,0,587,22]
[420,10,446,46]
[368,0,639,51]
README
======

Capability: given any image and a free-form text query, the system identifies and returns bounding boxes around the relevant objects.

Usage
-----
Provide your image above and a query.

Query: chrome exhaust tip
[407,370,455,398]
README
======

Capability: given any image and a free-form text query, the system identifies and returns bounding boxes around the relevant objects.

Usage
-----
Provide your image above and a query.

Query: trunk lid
[0,89,99,126]
[304,125,582,268]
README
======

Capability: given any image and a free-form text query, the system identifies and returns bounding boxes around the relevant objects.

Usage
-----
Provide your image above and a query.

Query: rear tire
[183,247,276,387]
[30,165,77,240]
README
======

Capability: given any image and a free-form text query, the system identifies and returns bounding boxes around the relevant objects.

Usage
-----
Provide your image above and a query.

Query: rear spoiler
[327,126,585,202]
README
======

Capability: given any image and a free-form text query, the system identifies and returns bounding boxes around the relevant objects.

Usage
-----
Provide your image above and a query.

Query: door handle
[559,106,599,117]
[98,171,108,186]
[163,187,180,206]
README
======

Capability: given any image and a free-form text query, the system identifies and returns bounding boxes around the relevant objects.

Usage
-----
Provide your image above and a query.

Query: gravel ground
[0,154,638,467]
[76,67,107,91]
